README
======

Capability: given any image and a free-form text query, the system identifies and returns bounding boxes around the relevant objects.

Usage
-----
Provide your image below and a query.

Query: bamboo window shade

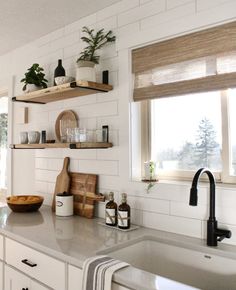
[132,21,236,102]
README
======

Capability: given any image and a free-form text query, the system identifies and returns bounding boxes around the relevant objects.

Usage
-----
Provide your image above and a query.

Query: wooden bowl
[6,195,44,213]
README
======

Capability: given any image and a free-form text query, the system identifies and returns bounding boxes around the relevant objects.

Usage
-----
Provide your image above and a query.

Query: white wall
[1,0,236,245]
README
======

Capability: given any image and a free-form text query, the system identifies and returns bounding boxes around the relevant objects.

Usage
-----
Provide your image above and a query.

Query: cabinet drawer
[5,238,66,290]
[0,235,3,260]
[5,265,50,290]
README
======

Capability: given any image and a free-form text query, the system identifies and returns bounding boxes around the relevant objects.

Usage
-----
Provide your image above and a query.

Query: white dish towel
[82,255,129,290]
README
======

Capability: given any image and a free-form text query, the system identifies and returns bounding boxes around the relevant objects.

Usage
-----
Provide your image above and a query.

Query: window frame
[139,89,236,184]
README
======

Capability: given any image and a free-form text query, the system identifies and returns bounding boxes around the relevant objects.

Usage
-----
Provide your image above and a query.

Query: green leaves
[77,26,116,64]
[20,63,48,91]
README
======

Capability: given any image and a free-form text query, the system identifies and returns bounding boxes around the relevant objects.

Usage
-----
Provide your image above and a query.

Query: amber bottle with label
[118,193,130,229]
[105,192,117,226]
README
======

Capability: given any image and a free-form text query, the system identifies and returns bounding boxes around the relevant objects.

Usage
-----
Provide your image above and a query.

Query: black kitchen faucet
[189,168,231,246]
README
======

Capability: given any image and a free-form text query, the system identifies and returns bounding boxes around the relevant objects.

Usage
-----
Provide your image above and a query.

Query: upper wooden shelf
[12,81,113,104]
[10,142,113,149]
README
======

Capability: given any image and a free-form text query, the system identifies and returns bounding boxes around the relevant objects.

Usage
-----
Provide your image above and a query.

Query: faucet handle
[216,228,231,242]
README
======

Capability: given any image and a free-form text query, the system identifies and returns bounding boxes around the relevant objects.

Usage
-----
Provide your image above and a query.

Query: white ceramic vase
[76,60,96,82]
[25,84,41,93]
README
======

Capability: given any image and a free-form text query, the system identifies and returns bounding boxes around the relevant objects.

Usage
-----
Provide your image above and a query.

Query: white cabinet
[0,234,3,260]
[68,264,131,290]
[68,265,82,290]
[5,238,66,290]
[0,261,3,290]
[5,265,49,290]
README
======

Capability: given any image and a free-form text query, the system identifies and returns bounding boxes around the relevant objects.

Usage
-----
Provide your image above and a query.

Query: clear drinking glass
[79,129,87,142]
[74,127,80,142]
[95,129,103,142]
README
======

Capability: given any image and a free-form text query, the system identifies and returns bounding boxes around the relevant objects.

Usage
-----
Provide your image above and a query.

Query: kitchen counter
[0,205,236,290]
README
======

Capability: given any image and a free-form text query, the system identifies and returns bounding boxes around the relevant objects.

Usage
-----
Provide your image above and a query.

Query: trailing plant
[77,26,116,64]
[21,63,48,91]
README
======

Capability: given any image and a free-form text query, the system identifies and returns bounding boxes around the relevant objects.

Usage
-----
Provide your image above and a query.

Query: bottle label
[118,211,129,227]
[106,209,116,225]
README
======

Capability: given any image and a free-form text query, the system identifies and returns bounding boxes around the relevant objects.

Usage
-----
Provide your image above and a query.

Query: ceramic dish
[55,76,75,85]
[6,195,44,212]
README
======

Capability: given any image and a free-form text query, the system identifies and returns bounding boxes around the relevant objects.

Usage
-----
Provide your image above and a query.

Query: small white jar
[56,192,73,217]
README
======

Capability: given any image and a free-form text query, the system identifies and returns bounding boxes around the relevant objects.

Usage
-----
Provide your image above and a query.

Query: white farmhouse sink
[99,236,236,290]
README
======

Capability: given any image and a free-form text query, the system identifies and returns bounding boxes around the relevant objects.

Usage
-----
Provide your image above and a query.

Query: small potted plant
[21,63,48,93]
[76,26,116,82]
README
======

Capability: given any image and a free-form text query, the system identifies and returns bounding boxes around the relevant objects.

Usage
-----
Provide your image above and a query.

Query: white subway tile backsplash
[78,160,119,176]
[35,158,48,170]
[143,212,202,238]
[140,0,154,4]
[96,16,118,30]
[116,22,140,38]
[62,149,97,160]
[129,195,170,214]
[97,175,121,189]
[170,201,208,220]
[96,0,139,22]
[47,158,63,171]
[74,101,118,118]
[141,2,196,30]
[167,0,194,9]
[35,181,48,193]
[35,169,59,183]
[118,0,165,27]
[196,0,233,11]
[63,94,97,108]
[97,147,120,161]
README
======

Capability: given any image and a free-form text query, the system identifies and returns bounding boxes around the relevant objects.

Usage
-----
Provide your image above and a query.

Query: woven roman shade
[132,21,236,102]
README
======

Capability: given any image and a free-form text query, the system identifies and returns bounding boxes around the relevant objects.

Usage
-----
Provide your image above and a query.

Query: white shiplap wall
[1,0,236,245]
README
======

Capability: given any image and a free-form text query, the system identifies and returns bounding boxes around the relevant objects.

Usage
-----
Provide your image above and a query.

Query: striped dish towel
[82,255,129,290]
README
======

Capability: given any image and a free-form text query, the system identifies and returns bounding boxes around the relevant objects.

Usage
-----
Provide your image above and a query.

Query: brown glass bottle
[105,192,117,226]
[118,193,130,229]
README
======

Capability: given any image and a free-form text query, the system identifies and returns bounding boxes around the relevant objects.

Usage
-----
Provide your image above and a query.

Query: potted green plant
[76,26,116,82]
[21,63,48,93]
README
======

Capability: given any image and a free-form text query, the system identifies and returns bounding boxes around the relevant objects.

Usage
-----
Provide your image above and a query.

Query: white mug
[28,131,40,144]
[19,132,28,144]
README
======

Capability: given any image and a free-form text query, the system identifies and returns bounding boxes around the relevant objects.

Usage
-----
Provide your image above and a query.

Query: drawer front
[0,234,3,260]
[5,265,50,290]
[5,238,66,290]
[68,265,82,290]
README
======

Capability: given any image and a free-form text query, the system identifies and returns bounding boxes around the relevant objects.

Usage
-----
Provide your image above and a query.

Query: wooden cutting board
[69,172,105,218]
[52,157,70,211]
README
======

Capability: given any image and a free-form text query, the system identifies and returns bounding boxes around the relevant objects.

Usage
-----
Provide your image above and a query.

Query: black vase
[54,59,65,85]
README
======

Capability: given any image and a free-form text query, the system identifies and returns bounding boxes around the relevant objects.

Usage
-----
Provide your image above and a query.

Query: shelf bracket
[12,97,45,105]
[69,143,77,149]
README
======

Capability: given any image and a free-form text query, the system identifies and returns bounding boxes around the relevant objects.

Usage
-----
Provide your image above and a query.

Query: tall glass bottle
[118,193,130,229]
[54,59,65,85]
[105,192,117,226]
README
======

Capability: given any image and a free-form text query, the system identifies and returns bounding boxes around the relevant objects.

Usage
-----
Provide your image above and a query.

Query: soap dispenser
[118,193,130,229]
[105,192,117,226]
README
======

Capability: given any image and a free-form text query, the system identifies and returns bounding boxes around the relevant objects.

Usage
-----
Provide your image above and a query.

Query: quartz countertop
[0,205,236,290]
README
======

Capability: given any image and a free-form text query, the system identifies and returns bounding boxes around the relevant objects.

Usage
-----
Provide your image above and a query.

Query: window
[131,21,236,183]
[0,96,8,199]
[151,92,222,172]
[131,90,236,183]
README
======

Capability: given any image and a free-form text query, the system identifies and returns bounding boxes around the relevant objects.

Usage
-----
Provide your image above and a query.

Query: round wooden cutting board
[55,110,78,142]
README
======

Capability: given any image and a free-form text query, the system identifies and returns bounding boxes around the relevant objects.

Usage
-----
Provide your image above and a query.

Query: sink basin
[99,236,236,290]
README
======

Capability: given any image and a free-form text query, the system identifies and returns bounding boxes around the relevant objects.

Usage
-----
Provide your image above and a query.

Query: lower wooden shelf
[10,142,113,149]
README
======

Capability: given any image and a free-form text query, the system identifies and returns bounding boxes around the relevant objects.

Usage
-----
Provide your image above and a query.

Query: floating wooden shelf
[12,81,113,104]
[10,142,113,149]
